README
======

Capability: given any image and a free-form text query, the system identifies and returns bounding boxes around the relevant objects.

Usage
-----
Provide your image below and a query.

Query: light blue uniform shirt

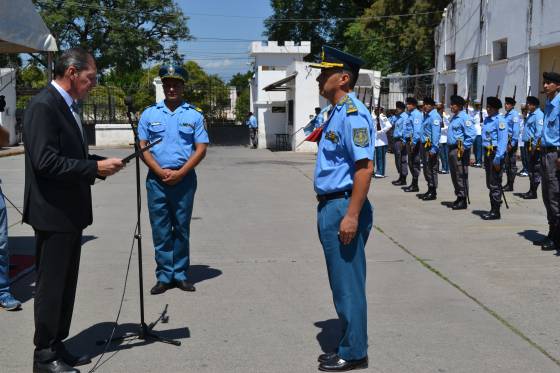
[522,108,544,146]
[503,108,521,147]
[404,108,423,144]
[482,113,508,165]
[392,111,408,140]
[421,109,442,154]
[542,92,560,147]
[447,110,476,147]
[138,100,209,169]
[247,115,258,129]
[314,92,374,195]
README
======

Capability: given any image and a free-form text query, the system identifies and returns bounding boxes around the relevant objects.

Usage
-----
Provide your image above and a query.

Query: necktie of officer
[71,101,88,152]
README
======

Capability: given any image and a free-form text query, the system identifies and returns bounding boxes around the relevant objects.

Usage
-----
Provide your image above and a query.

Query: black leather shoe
[392,177,406,186]
[451,198,467,210]
[33,359,80,373]
[403,183,419,192]
[482,210,501,220]
[503,183,514,192]
[521,191,537,199]
[58,347,91,367]
[422,189,437,201]
[175,280,196,292]
[150,281,174,295]
[318,355,368,371]
[318,352,338,363]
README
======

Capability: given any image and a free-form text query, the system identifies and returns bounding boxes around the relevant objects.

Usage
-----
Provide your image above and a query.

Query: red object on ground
[305,127,323,143]
[9,255,35,278]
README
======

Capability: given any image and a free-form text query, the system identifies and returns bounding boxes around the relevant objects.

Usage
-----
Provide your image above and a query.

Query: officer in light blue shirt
[138,64,209,295]
[402,97,424,192]
[419,97,441,200]
[481,96,508,220]
[539,72,560,250]
[391,101,409,185]
[520,96,544,200]
[446,95,476,209]
[309,46,372,371]
[246,111,258,148]
[502,97,521,191]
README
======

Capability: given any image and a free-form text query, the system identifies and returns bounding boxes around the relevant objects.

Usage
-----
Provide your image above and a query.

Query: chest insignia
[325,130,339,144]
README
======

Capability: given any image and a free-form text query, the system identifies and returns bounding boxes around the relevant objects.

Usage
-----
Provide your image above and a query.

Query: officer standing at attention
[309,46,373,372]
[481,97,508,220]
[403,97,423,192]
[246,111,258,148]
[539,72,560,251]
[502,97,521,191]
[520,96,544,200]
[391,101,409,186]
[138,65,209,294]
[419,97,441,200]
[447,95,475,210]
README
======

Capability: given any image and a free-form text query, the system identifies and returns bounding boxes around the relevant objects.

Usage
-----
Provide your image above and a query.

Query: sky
[175,0,273,83]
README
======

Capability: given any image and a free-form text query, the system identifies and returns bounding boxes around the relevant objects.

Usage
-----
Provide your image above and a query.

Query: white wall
[0,69,17,145]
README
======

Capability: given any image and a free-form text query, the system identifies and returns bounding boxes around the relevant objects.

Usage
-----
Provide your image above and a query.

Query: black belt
[448,144,462,150]
[485,146,498,151]
[543,146,560,153]
[316,190,352,202]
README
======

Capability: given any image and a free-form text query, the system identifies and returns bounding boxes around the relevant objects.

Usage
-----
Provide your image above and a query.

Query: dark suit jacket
[23,85,102,232]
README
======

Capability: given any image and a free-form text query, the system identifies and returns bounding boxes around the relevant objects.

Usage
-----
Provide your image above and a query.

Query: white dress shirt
[373,113,392,147]
[51,81,84,141]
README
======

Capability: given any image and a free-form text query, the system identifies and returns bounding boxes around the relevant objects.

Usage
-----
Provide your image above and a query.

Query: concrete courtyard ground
[0,146,559,372]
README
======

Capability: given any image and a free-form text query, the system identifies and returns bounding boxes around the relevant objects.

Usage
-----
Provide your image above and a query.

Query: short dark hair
[343,69,358,89]
[54,47,93,78]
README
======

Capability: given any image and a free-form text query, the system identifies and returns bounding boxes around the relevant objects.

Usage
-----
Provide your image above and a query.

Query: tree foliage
[228,71,252,94]
[234,88,250,123]
[32,0,191,73]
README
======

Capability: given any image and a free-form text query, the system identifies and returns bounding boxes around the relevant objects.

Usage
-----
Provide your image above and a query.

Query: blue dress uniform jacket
[542,93,560,147]
[247,115,258,129]
[421,109,442,154]
[392,112,408,140]
[405,108,423,144]
[503,109,521,147]
[314,92,374,195]
[447,111,476,147]
[482,113,508,165]
[138,100,209,284]
[522,108,544,146]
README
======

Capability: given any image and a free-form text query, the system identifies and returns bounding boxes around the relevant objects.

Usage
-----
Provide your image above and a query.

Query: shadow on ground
[315,319,342,353]
[517,229,547,245]
[188,264,222,284]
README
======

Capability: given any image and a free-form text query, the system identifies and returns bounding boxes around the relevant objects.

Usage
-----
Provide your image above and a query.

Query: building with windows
[434,0,560,108]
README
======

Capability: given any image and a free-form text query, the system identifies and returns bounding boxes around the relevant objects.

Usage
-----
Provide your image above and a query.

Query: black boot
[418,189,430,199]
[422,187,437,201]
[521,183,539,199]
[542,224,559,251]
[403,179,419,192]
[392,175,407,186]
[451,197,467,210]
[482,203,501,220]
[534,224,553,246]
[503,180,514,192]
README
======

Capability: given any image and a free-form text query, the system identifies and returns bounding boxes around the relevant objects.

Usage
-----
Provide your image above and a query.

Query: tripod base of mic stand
[97,304,181,346]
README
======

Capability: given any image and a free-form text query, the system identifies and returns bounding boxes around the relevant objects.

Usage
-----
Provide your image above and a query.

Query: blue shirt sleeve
[535,111,544,145]
[494,118,509,165]
[342,113,374,163]
[194,114,209,144]
[412,111,423,144]
[463,116,476,148]
[511,113,520,146]
[430,115,441,153]
[137,110,150,141]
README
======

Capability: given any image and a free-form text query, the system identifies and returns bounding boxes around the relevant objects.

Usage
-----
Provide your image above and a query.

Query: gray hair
[54,47,93,78]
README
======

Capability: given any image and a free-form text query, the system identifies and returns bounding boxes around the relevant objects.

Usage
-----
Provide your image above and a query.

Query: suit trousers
[541,151,560,225]
[33,230,82,362]
[484,153,504,206]
[504,146,518,184]
[528,149,542,189]
[393,140,408,178]
[407,142,421,179]
[317,197,373,361]
[421,145,439,189]
[449,148,470,198]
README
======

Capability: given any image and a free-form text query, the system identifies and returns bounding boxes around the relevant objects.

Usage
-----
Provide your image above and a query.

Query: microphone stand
[98,99,180,347]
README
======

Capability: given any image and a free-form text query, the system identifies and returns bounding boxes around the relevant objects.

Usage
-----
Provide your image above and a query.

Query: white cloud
[202,59,234,68]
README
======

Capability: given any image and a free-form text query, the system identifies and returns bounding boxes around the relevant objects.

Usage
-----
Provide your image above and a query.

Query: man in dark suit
[23,47,123,373]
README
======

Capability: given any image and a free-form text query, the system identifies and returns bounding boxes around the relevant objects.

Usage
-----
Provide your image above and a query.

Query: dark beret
[405,97,417,105]
[423,97,435,106]
[395,101,405,109]
[486,96,503,109]
[526,96,540,106]
[450,95,465,106]
[504,97,516,105]
[543,72,560,84]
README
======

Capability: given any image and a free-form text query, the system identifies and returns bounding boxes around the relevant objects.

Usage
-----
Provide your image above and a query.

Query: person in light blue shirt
[138,64,209,295]
[539,72,560,251]
[246,111,258,148]
[419,97,441,200]
[391,101,409,186]
[481,97,509,220]
[312,107,325,129]
[402,97,424,192]
[502,97,521,191]
[309,45,372,371]
[446,95,476,210]
[520,96,544,199]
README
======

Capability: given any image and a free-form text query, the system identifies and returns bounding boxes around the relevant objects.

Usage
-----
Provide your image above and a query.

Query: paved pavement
[0,146,559,373]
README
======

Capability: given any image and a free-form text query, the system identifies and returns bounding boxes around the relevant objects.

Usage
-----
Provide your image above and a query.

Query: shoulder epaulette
[143,103,156,111]
[342,95,358,115]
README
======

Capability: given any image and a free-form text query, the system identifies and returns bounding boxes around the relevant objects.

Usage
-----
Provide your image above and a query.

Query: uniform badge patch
[539,119,544,125]
[499,121,506,130]
[326,130,339,144]
[352,128,369,147]
[433,120,440,126]
[466,120,472,127]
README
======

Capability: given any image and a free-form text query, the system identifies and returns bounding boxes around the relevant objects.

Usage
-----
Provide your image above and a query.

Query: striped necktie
[71,102,88,152]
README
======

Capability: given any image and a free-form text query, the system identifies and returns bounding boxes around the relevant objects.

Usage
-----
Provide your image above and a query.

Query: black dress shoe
[175,280,196,292]
[58,346,91,367]
[318,355,368,371]
[541,239,558,251]
[451,198,467,210]
[150,281,174,295]
[521,191,537,199]
[481,210,501,220]
[403,184,419,192]
[33,359,80,373]
[503,184,514,192]
[318,352,337,363]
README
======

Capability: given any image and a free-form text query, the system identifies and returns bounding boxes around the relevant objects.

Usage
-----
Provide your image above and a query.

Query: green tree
[235,88,250,123]
[228,71,252,94]
[32,0,191,73]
